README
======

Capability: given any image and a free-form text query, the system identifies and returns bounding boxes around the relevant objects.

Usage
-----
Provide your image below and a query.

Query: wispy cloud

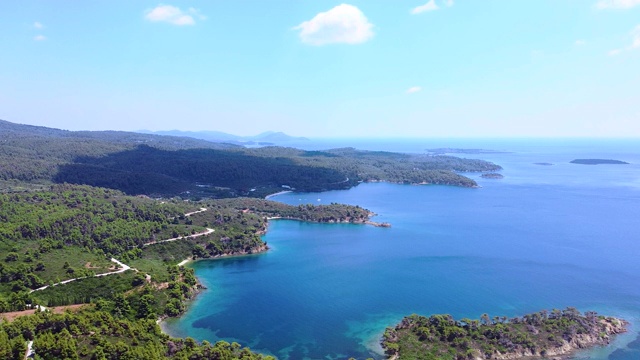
[144,5,205,26]
[34,35,46,41]
[608,48,622,56]
[411,0,453,14]
[411,0,439,14]
[607,24,640,55]
[595,0,640,9]
[632,25,640,48]
[575,39,587,46]
[293,4,374,46]
[406,86,422,94]
[33,22,44,29]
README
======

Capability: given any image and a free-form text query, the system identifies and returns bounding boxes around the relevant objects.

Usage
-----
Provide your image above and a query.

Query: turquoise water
[164,140,640,359]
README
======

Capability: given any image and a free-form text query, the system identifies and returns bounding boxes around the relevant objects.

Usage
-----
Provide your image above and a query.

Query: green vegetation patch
[383,308,627,360]
[31,271,138,307]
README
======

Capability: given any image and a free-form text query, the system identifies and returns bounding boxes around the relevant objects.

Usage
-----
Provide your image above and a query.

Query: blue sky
[1,1,639,137]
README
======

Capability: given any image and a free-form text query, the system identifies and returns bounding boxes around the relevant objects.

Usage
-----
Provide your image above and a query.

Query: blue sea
[163,139,640,359]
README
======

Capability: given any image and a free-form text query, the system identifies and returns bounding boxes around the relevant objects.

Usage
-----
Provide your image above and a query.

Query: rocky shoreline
[382,309,628,360]
[491,317,627,360]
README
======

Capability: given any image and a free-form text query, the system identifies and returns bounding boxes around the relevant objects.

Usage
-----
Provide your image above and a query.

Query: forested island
[481,173,504,179]
[0,119,500,197]
[0,184,375,359]
[570,159,630,165]
[382,309,627,360]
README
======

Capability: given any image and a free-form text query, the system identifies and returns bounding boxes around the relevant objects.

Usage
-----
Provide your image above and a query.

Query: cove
[163,144,640,360]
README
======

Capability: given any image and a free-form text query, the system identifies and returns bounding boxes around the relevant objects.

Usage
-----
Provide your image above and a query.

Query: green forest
[0,184,376,359]
[0,119,500,197]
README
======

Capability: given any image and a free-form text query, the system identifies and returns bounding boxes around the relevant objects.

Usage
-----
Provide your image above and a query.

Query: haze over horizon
[2,1,639,138]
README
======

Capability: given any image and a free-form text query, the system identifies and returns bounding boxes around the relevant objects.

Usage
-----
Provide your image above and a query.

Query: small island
[481,173,504,179]
[533,162,554,166]
[570,159,629,165]
[382,308,627,360]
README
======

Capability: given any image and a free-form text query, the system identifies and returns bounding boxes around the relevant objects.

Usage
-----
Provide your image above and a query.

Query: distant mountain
[0,120,240,151]
[139,129,309,144]
[138,130,242,142]
[250,131,309,142]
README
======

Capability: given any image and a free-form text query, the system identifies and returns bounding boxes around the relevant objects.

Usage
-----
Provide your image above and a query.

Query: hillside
[0,184,376,359]
[0,120,500,197]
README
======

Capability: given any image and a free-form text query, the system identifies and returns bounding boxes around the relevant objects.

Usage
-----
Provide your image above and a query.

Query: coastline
[262,178,482,201]
[158,244,270,333]
[157,209,385,339]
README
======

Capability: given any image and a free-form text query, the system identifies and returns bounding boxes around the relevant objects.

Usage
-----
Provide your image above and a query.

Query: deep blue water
[164,139,640,359]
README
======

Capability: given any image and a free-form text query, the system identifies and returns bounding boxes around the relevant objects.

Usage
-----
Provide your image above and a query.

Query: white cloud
[575,39,587,46]
[34,22,44,29]
[607,25,640,55]
[406,86,422,94]
[144,5,205,26]
[293,4,374,46]
[595,0,640,9]
[444,0,455,6]
[34,35,46,41]
[411,0,439,14]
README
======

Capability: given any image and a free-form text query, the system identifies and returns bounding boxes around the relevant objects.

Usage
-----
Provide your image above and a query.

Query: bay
[163,139,640,359]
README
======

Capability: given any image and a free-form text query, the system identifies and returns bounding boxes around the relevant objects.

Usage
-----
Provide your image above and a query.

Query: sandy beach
[264,190,292,200]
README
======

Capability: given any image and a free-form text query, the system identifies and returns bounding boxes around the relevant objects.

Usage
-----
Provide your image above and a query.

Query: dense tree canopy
[0,119,500,197]
[383,308,627,360]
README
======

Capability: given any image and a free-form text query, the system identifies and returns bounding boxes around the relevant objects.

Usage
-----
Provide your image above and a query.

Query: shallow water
[164,140,640,359]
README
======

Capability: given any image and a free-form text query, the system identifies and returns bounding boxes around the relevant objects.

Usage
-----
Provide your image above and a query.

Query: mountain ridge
[137,129,310,144]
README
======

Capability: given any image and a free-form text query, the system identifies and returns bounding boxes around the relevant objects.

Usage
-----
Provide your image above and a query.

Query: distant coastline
[425,148,512,155]
[570,159,630,165]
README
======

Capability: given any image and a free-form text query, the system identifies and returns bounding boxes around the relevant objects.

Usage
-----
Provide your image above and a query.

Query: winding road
[23,206,213,358]
[29,258,133,293]
[143,227,214,247]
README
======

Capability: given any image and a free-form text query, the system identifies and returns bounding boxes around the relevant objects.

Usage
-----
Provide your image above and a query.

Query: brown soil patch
[0,304,89,322]
[154,282,170,290]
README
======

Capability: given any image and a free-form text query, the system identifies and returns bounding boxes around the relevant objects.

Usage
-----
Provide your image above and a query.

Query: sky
[1,1,639,138]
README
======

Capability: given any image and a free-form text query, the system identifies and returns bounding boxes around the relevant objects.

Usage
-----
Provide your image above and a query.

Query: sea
[163,138,640,360]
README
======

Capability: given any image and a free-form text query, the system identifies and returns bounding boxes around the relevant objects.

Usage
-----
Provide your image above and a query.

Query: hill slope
[1,119,500,197]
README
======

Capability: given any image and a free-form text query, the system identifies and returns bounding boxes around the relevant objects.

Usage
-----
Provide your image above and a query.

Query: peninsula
[382,308,627,360]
